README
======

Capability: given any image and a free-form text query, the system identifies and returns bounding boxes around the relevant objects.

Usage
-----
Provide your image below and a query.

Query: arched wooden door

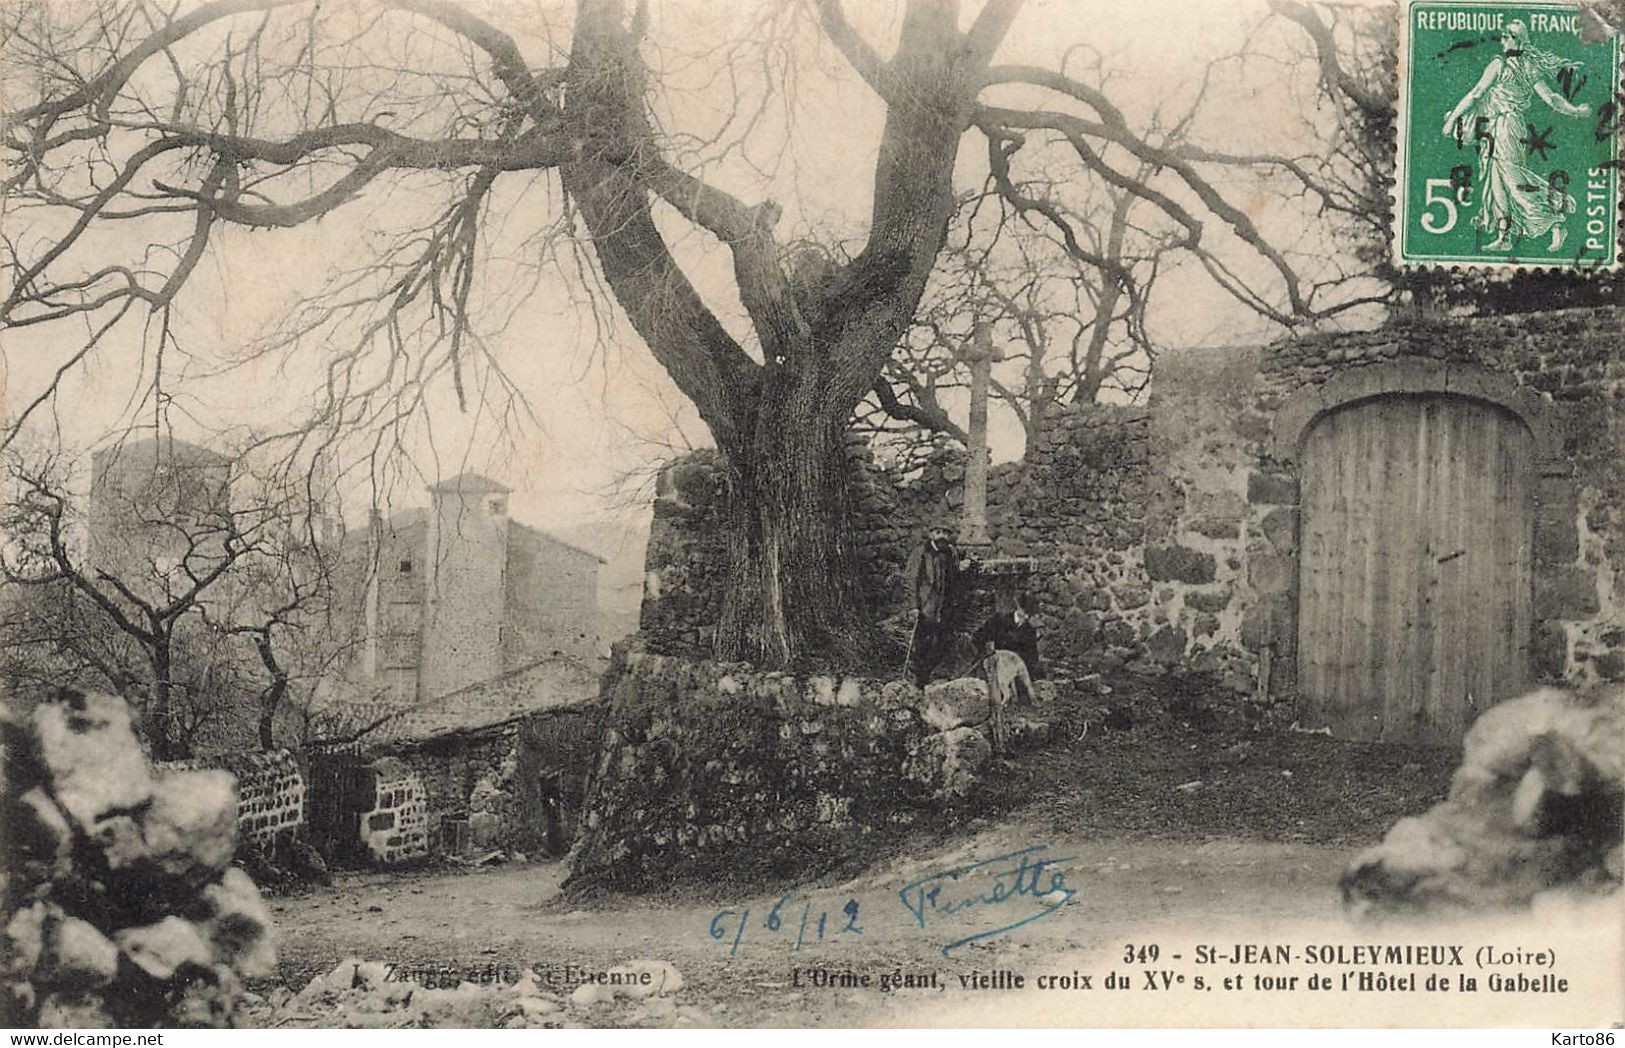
[1296,393,1534,745]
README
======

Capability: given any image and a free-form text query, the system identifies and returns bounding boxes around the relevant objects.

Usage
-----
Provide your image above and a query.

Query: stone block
[1114,584,1150,610]
[1533,567,1600,620]
[878,680,922,709]
[3,903,49,978]
[1144,545,1216,584]
[1239,605,1275,651]
[1102,620,1137,649]
[1533,516,1580,566]
[1146,626,1188,665]
[907,727,992,801]
[1187,517,1241,540]
[39,917,119,989]
[1532,621,1568,679]
[201,869,276,978]
[1260,507,1298,550]
[30,693,152,831]
[1186,587,1233,613]
[115,917,212,981]
[470,811,500,847]
[12,788,73,875]
[1247,472,1297,505]
[1247,554,1294,596]
[35,993,114,1028]
[136,771,238,884]
[806,676,837,706]
[922,678,991,732]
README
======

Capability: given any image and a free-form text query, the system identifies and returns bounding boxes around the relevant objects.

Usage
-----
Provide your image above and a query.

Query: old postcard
[0,0,1620,1033]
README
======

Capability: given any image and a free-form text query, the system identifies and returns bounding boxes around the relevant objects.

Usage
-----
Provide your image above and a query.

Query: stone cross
[958,321,1000,548]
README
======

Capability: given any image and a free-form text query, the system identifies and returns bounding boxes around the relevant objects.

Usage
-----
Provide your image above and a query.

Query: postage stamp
[1396,0,1622,269]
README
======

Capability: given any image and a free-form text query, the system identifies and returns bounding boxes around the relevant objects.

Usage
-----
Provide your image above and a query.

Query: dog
[981,648,1036,756]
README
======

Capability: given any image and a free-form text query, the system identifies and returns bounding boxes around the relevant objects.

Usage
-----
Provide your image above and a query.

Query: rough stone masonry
[1,692,276,1027]
[568,650,1050,891]
[641,307,1624,731]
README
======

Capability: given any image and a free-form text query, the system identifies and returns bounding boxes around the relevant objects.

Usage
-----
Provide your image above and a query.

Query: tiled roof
[511,521,607,564]
[362,656,603,745]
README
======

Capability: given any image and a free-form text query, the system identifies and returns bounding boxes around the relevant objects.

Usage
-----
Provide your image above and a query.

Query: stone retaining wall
[567,651,1007,890]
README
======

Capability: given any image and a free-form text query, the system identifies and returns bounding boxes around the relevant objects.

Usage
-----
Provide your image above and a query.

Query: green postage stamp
[1396,1,1622,269]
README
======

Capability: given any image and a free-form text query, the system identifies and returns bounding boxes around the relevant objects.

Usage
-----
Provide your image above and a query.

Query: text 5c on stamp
[1396,0,1622,269]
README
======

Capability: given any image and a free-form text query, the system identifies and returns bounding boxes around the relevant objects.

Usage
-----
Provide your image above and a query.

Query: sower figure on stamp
[974,590,1042,757]
[1442,19,1592,252]
[904,524,964,687]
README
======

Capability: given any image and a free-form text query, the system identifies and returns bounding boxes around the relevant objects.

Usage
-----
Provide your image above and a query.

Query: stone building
[86,436,233,589]
[640,306,1623,747]
[352,473,604,705]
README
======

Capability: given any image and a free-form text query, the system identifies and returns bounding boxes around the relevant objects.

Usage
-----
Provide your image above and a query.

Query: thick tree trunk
[714,401,865,668]
[559,0,1015,668]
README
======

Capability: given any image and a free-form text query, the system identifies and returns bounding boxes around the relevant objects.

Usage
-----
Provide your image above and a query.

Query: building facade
[87,436,234,592]
[355,473,604,705]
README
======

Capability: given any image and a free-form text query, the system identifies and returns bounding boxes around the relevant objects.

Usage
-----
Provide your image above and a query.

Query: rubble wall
[568,652,997,891]
[357,757,430,866]
[637,308,1623,727]
[158,750,306,850]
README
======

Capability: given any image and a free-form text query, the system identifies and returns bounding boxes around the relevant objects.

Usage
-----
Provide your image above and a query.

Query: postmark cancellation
[1395,0,1623,270]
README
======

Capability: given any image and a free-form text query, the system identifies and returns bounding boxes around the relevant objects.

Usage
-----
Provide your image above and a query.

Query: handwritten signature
[897,843,1077,957]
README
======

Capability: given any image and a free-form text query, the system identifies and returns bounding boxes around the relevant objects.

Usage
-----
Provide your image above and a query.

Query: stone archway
[1272,360,1563,745]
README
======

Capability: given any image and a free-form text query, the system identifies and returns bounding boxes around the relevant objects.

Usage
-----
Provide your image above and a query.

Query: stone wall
[636,307,1623,731]
[390,729,518,857]
[420,482,511,701]
[158,749,306,850]
[505,527,602,665]
[1251,308,1624,695]
[638,452,732,657]
[369,707,602,861]
[568,651,1004,891]
[357,757,430,866]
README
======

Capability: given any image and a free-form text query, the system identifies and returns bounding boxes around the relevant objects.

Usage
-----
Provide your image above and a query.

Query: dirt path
[268,821,1351,1027]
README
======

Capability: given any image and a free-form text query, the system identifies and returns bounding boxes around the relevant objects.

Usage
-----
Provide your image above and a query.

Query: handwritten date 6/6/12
[710,896,863,955]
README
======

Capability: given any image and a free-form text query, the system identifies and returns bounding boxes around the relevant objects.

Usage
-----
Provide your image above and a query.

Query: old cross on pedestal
[958,321,1001,549]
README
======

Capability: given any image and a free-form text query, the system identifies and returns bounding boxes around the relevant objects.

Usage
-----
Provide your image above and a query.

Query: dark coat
[905,537,960,622]
[973,611,1044,679]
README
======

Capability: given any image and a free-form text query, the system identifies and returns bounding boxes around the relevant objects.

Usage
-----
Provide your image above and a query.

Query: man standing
[905,525,962,686]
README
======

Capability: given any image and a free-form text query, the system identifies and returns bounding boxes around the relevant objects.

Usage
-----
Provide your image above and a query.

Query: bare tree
[1271,0,1623,315]
[0,448,339,757]
[862,161,1177,465]
[2,0,1375,667]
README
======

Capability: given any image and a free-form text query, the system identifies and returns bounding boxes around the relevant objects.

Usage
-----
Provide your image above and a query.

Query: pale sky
[0,0,1384,540]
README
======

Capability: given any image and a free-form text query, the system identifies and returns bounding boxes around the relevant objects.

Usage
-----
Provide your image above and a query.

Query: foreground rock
[1341,684,1623,919]
[2,692,276,1027]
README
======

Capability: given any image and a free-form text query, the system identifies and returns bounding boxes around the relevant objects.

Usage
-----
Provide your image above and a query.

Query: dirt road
[267,821,1351,1027]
